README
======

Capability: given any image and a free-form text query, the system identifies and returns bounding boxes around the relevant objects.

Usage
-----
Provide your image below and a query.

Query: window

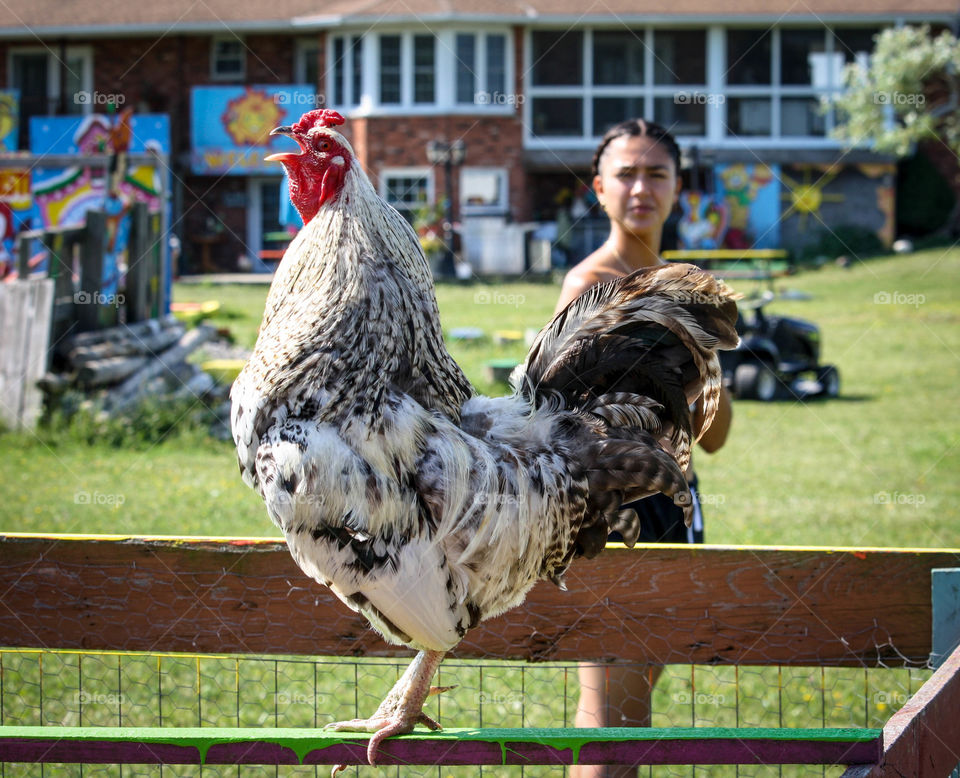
[726,29,772,86]
[455,32,509,105]
[380,35,402,104]
[593,31,644,85]
[381,168,433,214]
[532,97,582,137]
[413,35,435,104]
[593,96,644,136]
[833,28,879,67]
[654,29,706,85]
[10,47,91,148]
[295,39,320,87]
[531,30,583,86]
[456,34,476,103]
[486,35,506,96]
[350,36,364,107]
[781,28,828,86]
[461,168,508,214]
[329,30,508,111]
[211,38,246,80]
[332,37,345,105]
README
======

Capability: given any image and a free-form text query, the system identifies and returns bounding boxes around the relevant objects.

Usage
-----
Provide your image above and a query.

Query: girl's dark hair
[591,119,682,178]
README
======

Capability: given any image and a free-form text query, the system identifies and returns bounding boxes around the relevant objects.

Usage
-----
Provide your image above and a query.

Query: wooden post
[77,209,111,332]
[932,569,960,669]
[0,280,55,428]
[125,202,151,323]
[16,233,31,279]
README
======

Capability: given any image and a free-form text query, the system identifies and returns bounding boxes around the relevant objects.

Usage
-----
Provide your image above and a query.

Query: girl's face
[593,134,681,238]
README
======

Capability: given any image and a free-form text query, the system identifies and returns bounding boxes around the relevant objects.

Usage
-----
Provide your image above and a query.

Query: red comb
[292,109,345,133]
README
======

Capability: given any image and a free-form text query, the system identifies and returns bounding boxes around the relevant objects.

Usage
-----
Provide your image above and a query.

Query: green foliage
[831,25,960,157]
[896,151,957,235]
[38,394,223,450]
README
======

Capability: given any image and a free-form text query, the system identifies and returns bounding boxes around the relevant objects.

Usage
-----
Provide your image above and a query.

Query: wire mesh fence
[0,647,931,778]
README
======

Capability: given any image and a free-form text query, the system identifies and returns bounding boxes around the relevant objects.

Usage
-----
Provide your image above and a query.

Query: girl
[556,119,733,778]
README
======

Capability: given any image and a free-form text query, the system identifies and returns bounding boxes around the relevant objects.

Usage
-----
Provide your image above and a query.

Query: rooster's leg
[326,649,447,771]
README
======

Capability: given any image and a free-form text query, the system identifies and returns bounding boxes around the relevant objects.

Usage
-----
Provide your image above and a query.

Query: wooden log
[0,726,881,766]
[62,315,180,350]
[66,324,184,366]
[170,368,216,399]
[76,355,149,388]
[105,324,216,411]
[0,535,956,666]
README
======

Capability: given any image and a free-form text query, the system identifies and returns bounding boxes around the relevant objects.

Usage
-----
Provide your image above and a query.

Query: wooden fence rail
[1,534,958,774]
[0,534,956,666]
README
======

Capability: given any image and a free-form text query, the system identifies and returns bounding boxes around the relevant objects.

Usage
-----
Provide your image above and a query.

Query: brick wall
[345,113,530,222]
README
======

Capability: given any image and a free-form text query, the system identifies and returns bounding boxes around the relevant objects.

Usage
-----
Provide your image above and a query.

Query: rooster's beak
[266,126,303,163]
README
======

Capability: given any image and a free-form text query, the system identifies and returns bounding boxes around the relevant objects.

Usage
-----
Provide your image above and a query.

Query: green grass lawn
[3,246,958,548]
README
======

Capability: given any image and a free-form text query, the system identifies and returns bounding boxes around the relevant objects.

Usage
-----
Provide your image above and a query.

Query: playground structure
[0,534,957,775]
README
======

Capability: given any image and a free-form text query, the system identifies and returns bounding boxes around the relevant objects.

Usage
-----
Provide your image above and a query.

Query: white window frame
[8,45,93,116]
[295,38,321,86]
[460,167,509,216]
[326,27,515,115]
[523,23,889,150]
[378,166,435,213]
[211,36,247,81]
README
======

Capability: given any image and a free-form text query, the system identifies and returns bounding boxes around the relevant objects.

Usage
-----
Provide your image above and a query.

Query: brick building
[1,0,957,272]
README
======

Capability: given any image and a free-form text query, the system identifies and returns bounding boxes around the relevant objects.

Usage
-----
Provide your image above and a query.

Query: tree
[831,25,960,158]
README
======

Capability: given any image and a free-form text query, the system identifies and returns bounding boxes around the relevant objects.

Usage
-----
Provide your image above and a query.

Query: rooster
[231,109,739,772]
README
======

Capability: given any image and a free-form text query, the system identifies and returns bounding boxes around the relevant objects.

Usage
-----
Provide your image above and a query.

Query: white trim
[294,37,320,85]
[460,166,509,215]
[8,44,93,116]
[379,166,436,209]
[326,26,515,113]
[210,36,247,81]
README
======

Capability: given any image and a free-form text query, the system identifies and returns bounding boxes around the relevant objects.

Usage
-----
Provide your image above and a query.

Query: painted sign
[715,163,781,249]
[0,90,18,151]
[190,85,318,175]
[27,114,170,299]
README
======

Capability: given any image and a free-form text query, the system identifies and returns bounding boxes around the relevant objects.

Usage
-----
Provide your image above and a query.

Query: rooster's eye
[319,141,330,151]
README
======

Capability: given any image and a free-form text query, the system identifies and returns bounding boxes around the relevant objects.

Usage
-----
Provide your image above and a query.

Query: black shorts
[612,473,705,545]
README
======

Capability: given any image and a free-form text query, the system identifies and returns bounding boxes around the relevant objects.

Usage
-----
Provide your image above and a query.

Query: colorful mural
[191,86,318,175]
[28,113,170,295]
[677,191,728,249]
[0,91,18,151]
[714,163,781,249]
[779,165,846,230]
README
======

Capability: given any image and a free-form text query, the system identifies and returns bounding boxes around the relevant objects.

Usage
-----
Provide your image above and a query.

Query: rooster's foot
[326,649,447,774]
